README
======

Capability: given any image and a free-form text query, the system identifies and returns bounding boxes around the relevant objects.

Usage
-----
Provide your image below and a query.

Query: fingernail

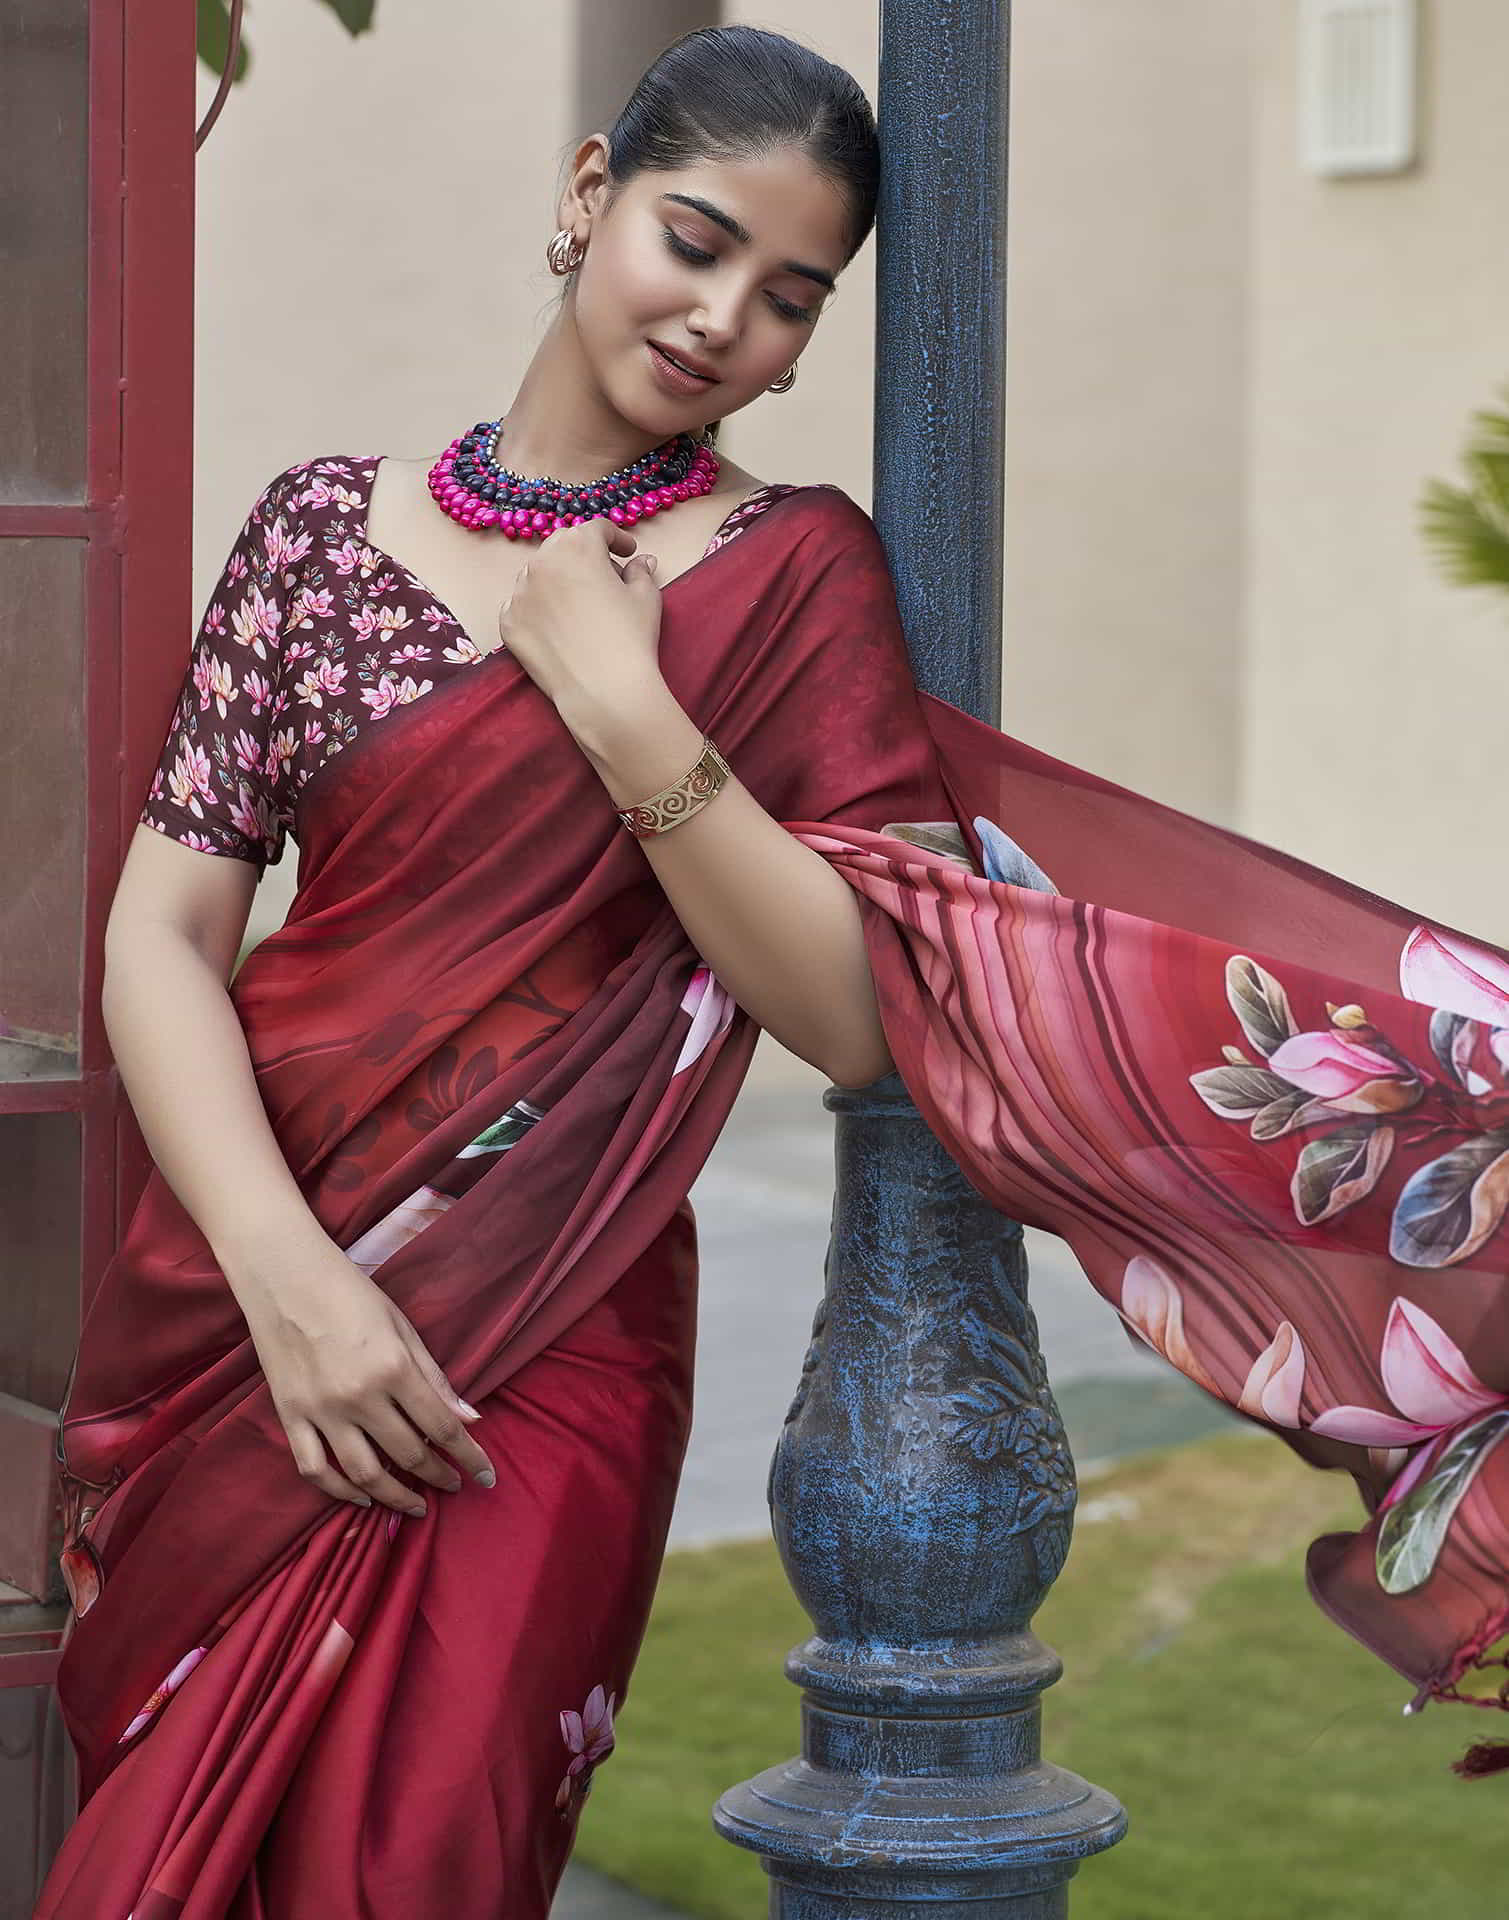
[644,553,658,572]
[407,1501,428,1518]
[353,1495,372,1508]
[476,1468,497,1488]
[458,1399,482,1421]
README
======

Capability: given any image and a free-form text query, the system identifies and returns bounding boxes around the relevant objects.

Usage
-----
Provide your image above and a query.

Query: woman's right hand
[229,1235,497,1516]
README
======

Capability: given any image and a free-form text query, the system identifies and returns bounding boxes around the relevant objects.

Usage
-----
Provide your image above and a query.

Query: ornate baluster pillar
[713,2,1127,1910]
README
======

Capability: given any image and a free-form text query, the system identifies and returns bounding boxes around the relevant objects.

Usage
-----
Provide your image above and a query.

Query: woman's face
[566,141,851,439]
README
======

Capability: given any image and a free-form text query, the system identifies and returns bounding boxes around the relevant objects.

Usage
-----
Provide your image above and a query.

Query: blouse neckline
[352,456,810,661]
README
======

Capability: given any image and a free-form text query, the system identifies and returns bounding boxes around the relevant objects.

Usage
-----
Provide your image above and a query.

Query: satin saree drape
[37,485,1509,1914]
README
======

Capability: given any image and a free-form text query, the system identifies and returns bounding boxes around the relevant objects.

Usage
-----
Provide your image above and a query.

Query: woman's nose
[688,308,740,351]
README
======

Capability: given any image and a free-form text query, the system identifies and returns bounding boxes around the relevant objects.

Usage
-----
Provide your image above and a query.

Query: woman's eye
[661,228,815,325]
[662,229,715,266]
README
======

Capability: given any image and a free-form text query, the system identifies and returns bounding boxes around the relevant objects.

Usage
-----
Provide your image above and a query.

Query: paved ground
[551,1036,1237,1916]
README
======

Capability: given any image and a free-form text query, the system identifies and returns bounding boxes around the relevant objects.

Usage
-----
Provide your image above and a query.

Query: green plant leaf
[1419,477,1509,590]
[1419,385,1509,596]
[196,0,250,82]
[319,0,378,33]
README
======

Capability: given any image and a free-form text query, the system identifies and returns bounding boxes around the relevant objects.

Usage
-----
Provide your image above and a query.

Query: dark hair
[567,26,879,444]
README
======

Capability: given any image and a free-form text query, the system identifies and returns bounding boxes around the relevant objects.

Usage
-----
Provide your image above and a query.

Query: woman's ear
[560,131,612,228]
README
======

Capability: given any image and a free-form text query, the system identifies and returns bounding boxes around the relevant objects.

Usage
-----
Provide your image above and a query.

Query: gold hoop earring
[767,363,798,394]
[547,228,587,276]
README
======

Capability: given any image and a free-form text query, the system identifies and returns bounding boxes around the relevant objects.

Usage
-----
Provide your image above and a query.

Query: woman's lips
[646,340,719,395]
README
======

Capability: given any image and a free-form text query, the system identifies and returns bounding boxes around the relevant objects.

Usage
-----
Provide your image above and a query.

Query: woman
[37,22,1509,1919]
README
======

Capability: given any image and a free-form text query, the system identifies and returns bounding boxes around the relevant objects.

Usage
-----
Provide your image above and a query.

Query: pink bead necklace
[427,416,720,540]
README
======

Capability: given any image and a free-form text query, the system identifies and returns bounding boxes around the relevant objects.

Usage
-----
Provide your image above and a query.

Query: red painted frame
[0,0,195,1706]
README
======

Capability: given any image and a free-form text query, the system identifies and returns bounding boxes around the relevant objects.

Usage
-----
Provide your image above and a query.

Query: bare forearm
[100,928,332,1298]
[560,679,894,1088]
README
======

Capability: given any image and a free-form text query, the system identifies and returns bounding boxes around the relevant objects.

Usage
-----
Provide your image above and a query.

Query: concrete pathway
[554,1862,688,1919]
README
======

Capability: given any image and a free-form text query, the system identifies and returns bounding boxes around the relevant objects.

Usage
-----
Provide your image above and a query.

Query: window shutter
[1299,0,1418,177]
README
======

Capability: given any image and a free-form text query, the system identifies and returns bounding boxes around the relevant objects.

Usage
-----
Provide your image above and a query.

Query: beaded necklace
[427,417,720,541]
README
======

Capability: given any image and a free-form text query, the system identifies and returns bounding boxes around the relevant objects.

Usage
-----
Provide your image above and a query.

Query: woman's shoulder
[242,452,379,524]
[763,480,890,561]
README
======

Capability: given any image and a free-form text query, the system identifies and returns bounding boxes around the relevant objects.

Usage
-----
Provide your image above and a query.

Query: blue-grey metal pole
[712,4,1127,1912]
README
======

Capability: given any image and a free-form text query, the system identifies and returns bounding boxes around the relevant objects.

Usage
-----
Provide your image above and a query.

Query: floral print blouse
[137,454,801,874]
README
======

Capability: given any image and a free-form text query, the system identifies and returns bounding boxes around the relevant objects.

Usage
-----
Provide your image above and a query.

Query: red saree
[38,477,1509,1915]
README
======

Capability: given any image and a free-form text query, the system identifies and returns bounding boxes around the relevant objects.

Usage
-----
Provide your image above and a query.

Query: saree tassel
[1451,1739,1509,1779]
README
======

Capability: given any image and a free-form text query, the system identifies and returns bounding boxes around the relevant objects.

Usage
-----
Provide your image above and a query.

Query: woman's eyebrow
[657,192,837,292]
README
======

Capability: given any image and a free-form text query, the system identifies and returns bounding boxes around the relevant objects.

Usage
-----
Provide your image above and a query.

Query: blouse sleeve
[136,465,306,874]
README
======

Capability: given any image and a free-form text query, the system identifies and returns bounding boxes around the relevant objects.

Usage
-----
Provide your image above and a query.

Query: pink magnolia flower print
[1266,1028,1422,1116]
[1310,1297,1507,1447]
[290,655,349,708]
[1122,1257,1308,1426]
[350,600,416,646]
[117,1644,208,1745]
[1189,943,1509,1262]
[1398,924,1509,1100]
[195,650,236,720]
[1399,925,1509,1032]
[555,1682,617,1817]
[228,781,274,851]
[340,1095,547,1279]
[322,534,376,580]
[675,964,736,1076]
[242,665,277,715]
[1238,1320,1307,1427]
[263,510,312,578]
[360,672,434,719]
[230,726,267,776]
[288,581,337,629]
[230,580,282,660]
[343,1185,458,1278]
[1304,1295,1509,1597]
[1118,1256,1223,1396]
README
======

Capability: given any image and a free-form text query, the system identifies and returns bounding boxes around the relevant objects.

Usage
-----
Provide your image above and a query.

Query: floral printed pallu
[36,464,1509,1916]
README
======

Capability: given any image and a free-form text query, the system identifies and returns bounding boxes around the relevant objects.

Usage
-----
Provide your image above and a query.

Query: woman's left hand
[496,518,664,715]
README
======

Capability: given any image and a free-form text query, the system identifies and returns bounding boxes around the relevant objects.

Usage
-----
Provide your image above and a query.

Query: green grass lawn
[573,1429,1505,1919]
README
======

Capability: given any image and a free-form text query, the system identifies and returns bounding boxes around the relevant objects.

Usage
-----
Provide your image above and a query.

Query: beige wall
[1245,1,1508,942]
[192,0,577,594]
[623,0,1256,835]
[1000,0,1255,828]
[192,3,1505,966]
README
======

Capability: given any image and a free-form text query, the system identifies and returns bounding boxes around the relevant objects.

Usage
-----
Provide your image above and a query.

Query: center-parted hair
[603,25,878,264]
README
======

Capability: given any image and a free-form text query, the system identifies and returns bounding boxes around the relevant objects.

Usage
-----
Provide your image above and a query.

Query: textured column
[713,2,1126,1910]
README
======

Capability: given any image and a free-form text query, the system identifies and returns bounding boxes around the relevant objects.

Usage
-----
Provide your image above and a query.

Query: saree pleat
[37,480,1509,1916]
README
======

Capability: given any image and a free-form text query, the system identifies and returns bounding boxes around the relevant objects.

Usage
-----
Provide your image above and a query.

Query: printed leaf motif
[1375,1409,1509,1594]
[1249,1088,1354,1141]
[1389,1128,1509,1268]
[1428,1007,1476,1088]
[1189,1063,1294,1119]
[1292,1122,1396,1225]
[1226,955,1300,1060]
[460,1097,546,1159]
